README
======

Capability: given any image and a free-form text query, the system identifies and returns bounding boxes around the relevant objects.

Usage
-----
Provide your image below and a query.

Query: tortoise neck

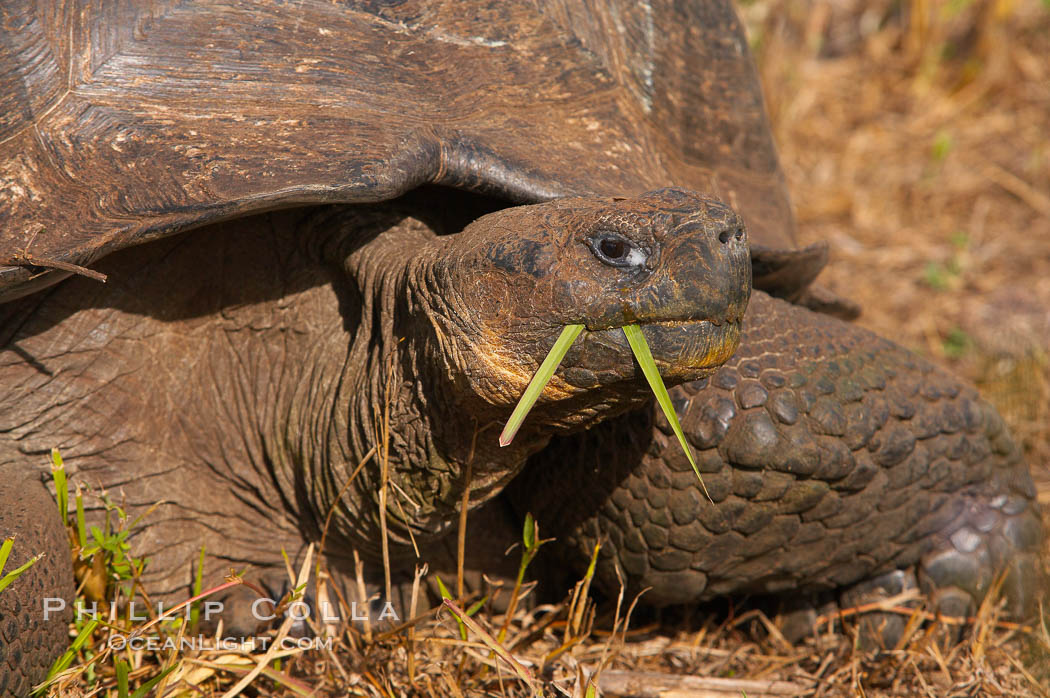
[316,215,535,559]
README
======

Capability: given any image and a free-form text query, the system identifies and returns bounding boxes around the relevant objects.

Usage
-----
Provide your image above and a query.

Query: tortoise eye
[600,238,627,259]
[588,232,648,269]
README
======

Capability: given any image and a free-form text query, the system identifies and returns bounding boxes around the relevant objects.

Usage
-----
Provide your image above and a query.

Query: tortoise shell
[0,0,824,302]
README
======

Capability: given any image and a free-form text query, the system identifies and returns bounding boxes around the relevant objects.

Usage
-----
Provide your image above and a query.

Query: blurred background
[741,0,1050,502]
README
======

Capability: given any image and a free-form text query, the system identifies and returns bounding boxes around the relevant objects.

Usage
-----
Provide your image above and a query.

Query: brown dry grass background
[49,1,1050,695]
[744,0,1050,485]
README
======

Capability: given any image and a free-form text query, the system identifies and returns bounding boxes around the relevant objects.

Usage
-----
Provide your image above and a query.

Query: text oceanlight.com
[108,635,336,651]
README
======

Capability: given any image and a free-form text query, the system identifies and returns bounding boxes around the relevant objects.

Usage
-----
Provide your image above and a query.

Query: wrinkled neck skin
[317,214,666,561]
[312,219,550,560]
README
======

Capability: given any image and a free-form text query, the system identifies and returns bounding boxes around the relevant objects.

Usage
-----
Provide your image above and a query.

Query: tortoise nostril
[719,227,745,244]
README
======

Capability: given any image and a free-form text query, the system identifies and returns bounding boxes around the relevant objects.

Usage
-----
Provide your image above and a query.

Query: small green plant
[923,260,957,290]
[39,449,165,694]
[39,454,299,696]
[114,659,177,698]
[435,574,486,641]
[931,130,954,162]
[52,448,152,603]
[42,617,100,693]
[943,327,972,359]
[923,230,970,291]
[189,544,206,633]
[497,512,550,643]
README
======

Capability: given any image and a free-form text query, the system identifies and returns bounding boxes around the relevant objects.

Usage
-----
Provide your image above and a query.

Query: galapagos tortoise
[0,1,1042,693]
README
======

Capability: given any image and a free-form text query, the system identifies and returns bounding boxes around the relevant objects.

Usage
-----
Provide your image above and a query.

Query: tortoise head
[416,187,751,437]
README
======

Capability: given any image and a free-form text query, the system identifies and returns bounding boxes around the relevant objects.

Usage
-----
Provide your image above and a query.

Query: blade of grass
[622,324,711,500]
[74,485,87,550]
[499,323,584,447]
[40,618,99,692]
[116,658,130,698]
[130,664,178,698]
[51,449,68,527]
[0,551,42,594]
[436,575,469,641]
[0,538,11,574]
[190,545,206,633]
[442,598,539,694]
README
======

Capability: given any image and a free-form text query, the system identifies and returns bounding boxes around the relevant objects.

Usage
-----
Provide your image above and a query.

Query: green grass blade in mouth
[622,324,711,500]
[500,323,585,447]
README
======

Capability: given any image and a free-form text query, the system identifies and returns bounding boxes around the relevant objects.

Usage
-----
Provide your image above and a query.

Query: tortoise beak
[615,318,741,376]
[567,316,744,387]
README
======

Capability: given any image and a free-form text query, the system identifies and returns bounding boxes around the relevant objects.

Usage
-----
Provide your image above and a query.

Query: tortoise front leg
[0,459,75,696]
[517,290,1044,645]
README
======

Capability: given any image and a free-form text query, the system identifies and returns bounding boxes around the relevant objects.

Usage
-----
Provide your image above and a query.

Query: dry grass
[746,0,1050,473]
[42,1,1050,695]
[42,538,1050,697]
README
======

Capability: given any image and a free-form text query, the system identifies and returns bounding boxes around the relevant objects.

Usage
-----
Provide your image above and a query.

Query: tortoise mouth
[572,316,742,385]
[581,311,744,332]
